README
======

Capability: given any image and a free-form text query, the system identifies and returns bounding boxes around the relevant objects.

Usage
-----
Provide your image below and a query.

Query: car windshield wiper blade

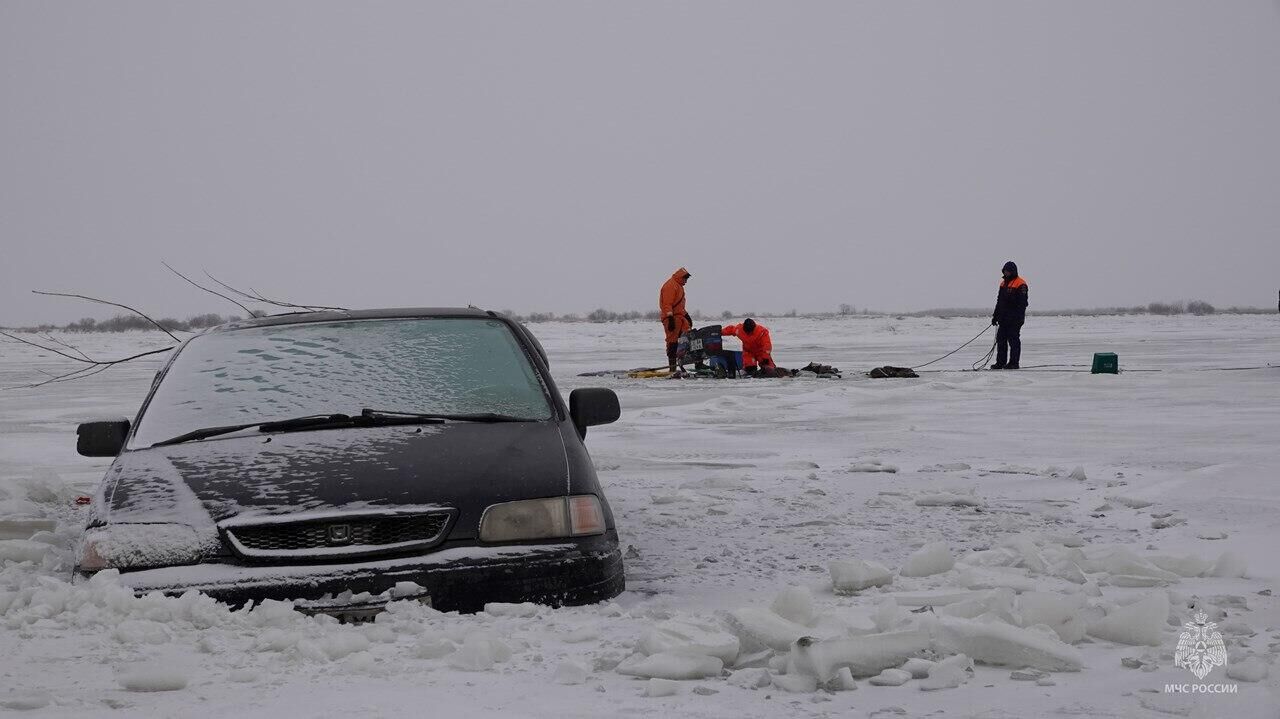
[151,408,525,448]
[361,409,536,423]
[151,413,353,447]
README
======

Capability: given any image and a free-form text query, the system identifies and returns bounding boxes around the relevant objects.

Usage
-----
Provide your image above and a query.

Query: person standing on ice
[659,267,693,372]
[721,318,775,375]
[991,261,1029,369]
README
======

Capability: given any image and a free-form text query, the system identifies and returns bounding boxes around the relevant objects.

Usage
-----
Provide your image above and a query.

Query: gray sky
[3,1,1278,326]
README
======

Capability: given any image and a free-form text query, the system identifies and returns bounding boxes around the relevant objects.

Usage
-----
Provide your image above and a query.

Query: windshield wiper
[151,413,352,447]
[151,409,530,448]
[360,409,535,423]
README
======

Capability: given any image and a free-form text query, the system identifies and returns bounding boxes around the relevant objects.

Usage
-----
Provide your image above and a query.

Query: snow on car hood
[101,422,570,529]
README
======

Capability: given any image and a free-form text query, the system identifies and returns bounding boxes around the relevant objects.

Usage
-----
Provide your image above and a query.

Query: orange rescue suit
[659,268,692,343]
[721,323,774,368]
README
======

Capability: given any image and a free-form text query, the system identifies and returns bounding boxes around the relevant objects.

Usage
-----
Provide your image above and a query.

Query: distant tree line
[5,312,246,334]
[3,299,1271,333]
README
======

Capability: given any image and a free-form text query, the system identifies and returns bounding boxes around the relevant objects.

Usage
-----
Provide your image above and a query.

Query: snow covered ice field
[1,314,1278,717]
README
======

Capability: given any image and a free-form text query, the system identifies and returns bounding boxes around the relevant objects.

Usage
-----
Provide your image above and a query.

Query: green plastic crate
[1091,352,1119,374]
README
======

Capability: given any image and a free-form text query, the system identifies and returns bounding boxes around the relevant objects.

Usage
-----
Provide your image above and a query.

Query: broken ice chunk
[616,652,723,680]
[830,559,894,593]
[935,617,1084,671]
[1087,592,1170,647]
[899,542,955,578]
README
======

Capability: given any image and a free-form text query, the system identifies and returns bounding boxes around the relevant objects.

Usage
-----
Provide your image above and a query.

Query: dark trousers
[996,322,1022,367]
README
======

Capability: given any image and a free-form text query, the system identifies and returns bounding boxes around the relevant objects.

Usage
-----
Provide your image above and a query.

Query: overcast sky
[2,1,1278,325]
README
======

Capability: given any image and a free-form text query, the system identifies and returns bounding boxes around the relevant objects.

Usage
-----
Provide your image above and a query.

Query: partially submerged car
[74,308,623,615]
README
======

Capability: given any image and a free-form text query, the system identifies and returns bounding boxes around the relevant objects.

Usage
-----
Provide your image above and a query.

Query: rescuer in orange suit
[721,318,774,374]
[659,267,693,371]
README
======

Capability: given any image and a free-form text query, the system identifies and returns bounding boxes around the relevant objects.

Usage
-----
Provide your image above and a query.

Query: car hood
[100,422,571,531]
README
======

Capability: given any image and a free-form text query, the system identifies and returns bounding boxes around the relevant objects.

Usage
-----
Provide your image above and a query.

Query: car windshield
[129,317,552,448]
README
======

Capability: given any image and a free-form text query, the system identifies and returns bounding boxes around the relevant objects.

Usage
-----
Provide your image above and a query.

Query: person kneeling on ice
[721,318,776,376]
[991,260,1029,369]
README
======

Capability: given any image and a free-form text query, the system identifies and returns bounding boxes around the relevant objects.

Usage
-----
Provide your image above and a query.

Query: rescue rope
[910,325,994,370]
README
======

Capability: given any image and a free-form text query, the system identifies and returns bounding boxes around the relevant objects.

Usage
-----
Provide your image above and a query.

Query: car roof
[210,307,496,333]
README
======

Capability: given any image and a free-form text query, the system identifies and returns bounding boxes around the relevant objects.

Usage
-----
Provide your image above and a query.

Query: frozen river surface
[0,314,1277,717]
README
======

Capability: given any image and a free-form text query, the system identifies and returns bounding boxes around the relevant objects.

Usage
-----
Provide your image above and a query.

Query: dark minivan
[75,308,623,615]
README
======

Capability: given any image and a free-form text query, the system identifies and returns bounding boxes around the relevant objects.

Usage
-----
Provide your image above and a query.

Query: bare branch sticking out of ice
[848,461,898,474]
[915,492,983,508]
[637,619,740,664]
[617,652,724,680]
[934,617,1085,672]
[899,542,955,578]
[830,559,894,594]
[1086,592,1170,646]
[786,630,932,680]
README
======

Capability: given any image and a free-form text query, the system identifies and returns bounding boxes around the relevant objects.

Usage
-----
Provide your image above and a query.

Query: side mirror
[77,419,131,457]
[569,388,620,438]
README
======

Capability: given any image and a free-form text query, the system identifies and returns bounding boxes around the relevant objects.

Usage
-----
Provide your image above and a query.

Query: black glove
[666,316,675,332]
[684,313,692,325]
[991,317,999,326]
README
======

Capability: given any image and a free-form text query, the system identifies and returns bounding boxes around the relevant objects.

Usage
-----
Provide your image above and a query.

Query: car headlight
[78,523,207,572]
[478,495,606,543]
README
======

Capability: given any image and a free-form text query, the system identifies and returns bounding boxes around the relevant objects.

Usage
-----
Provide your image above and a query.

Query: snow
[2,316,1279,717]
[1227,656,1270,683]
[117,663,190,692]
[552,661,588,685]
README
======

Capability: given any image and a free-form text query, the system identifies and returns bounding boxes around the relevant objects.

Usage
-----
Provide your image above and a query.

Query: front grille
[225,512,452,560]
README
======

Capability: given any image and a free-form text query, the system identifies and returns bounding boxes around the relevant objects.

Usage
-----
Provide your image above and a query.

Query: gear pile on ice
[867,366,919,379]
[799,362,841,378]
